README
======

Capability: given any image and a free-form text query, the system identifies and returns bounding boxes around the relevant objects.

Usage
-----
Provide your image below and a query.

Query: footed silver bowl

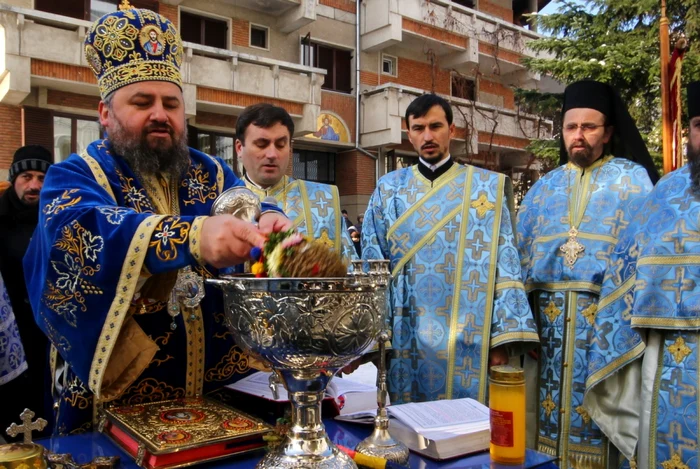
[209,260,390,469]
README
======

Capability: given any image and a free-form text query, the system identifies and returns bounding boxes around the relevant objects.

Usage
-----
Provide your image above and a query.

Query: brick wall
[336,150,376,196]
[478,131,529,149]
[232,18,249,48]
[479,0,514,22]
[321,91,356,142]
[402,18,468,48]
[360,57,452,94]
[197,87,304,115]
[479,78,515,109]
[160,3,178,28]
[0,104,22,171]
[47,90,100,110]
[319,0,356,13]
[196,111,237,130]
[31,60,96,84]
[478,43,522,64]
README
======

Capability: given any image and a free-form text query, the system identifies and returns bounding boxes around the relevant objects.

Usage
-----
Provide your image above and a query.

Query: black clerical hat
[560,80,659,184]
[689,81,700,120]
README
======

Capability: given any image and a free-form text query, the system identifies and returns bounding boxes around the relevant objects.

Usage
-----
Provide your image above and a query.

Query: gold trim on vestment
[445,166,474,399]
[533,231,618,245]
[478,173,506,403]
[585,341,645,389]
[79,151,117,201]
[188,216,206,265]
[209,155,224,193]
[490,331,540,348]
[387,164,461,240]
[184,309,205,396]
[525,281,601,295]
[637,254,700,265]
[90,214,169,397]
[330,184,343,253]
[559,291,577,461]
[494,280,526,291]
[297,179,314,236]
[632,316,700,329]
[595,276,635,312]
[648,339,664,468]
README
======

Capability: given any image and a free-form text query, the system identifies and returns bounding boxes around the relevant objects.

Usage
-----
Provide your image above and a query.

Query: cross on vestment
[6,409,47,444]
[560,227,585,269]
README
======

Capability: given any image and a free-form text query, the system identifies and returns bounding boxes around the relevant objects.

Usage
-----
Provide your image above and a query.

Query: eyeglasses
[563,123,606,133]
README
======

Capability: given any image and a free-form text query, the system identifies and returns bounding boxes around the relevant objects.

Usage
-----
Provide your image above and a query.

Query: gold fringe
[567,451,605,469]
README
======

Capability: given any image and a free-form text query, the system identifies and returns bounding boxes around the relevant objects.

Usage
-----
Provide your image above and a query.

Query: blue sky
[540,0,588,15]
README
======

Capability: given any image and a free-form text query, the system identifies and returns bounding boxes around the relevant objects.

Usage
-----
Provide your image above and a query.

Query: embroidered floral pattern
[182,164,218,205]
[93,16,138,62]
[98,206,132,225]
[204,346,250,382]
[44,189,82,224]
[44,221,104,326]
[119,173,155,213]
[150,217,190,261]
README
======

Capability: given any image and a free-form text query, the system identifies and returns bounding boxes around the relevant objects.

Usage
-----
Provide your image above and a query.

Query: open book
[225,371,382,416]
[387,398,490,460]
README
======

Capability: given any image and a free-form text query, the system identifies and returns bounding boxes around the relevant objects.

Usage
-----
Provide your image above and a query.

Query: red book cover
[100,397,272,469]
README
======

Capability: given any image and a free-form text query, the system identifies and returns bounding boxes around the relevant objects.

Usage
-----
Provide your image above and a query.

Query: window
[301,40,352,93]
[451,74,476,101]
[452,0,475,8]
[386,150,418,172]
[250,24,269,50]
[381,55,397,77]
[188,126,241,175]
[293,150,335,183]
[180,10,228,49]
[35,0,158,21]
[53,115,102,162]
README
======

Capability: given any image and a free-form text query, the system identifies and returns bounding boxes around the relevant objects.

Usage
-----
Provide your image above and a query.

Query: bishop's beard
[107,117,190,178]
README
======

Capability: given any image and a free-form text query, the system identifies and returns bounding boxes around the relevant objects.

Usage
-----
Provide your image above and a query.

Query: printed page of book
[225,371,289,401]
[340,362,378,387]
[388,398,489,434]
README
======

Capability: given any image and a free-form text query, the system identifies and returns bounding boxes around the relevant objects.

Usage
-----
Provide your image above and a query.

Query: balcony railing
[360,83,552,152]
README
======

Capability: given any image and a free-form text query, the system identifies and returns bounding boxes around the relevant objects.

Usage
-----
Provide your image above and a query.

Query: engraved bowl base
[256,434,356,469]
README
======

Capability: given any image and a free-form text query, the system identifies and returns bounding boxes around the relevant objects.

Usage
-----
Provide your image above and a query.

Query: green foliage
[518,0,700,173]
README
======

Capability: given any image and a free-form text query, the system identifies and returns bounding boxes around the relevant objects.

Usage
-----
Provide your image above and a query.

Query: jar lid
[490,365,525,384]
[0,443,45,468]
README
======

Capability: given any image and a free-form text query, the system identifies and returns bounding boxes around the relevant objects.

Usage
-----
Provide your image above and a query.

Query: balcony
[162,0,314,34]
[360,83,552,164]
[361,0,548,82]
[0,4,325,134]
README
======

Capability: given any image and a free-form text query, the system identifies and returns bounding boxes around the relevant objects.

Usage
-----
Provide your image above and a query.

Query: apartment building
[0,0,554,218]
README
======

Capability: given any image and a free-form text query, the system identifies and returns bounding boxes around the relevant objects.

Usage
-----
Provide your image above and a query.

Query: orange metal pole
[660,0,673,174]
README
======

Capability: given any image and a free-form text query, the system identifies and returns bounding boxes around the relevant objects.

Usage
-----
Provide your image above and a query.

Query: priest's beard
[567,139,601,168]
[688,142,700,196]
[108,116,190,178]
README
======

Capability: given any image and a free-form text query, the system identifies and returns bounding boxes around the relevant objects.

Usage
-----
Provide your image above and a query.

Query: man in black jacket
[0,145,52,438]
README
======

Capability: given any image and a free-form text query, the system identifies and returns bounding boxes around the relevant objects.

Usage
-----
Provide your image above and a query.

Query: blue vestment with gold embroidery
[245,175,357,261]
[585,165,700,469]
[516,157,653,468]
[363,163,538,405]
[24,140,281,435]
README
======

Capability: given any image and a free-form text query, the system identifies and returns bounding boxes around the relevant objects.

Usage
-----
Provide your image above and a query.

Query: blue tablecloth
[39,419,558,469]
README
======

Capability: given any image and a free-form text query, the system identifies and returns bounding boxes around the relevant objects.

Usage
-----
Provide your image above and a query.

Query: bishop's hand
[200,215,266,268]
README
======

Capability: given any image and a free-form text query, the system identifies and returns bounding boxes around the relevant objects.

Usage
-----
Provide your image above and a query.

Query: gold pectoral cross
[560,227,585,269]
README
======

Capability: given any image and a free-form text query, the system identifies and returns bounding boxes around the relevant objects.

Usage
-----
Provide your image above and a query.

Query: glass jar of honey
[489,365,526,464]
